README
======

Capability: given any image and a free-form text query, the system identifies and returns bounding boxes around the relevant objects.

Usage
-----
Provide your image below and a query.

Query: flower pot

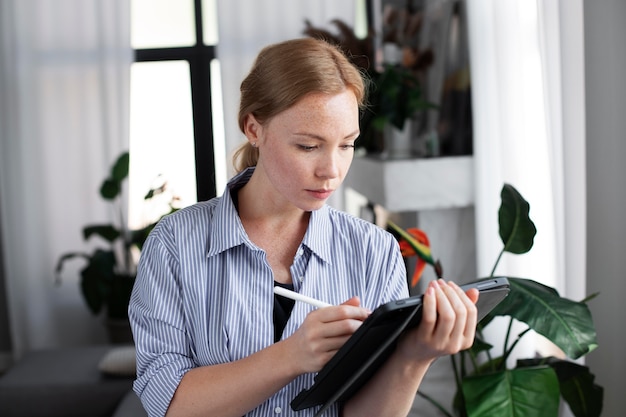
[383,121,415,159]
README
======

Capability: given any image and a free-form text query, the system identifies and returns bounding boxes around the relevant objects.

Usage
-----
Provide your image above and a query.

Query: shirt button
[274,406,282,414]
[299,276,304,282]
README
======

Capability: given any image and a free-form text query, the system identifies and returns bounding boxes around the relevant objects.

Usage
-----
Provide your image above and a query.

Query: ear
[242,113,263,143]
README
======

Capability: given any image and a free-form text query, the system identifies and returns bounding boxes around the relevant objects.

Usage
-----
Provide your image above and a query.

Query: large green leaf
[463,367,560,417]
[107,273,136,320]
[489,278,597,359]
[100,152,129,200]
[518,358,603,417]
[499,184,537,254]
[79,249,116,315]
[110,152,129,182]
[129,224,155,251]
[371,64,432,130]
[83,224,120,243]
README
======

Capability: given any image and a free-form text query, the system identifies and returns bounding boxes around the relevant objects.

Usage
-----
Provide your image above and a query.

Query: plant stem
[490,248,505,277]
[467,348,479,374]
[451,354,462,387]
[501,327,532,366]
[476,328,494,372]
[117,197,131,274]
[450,354,467,414]
[499,318,514,370]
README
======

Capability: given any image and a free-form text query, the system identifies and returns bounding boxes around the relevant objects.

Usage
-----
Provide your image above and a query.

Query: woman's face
[247,89,360,212]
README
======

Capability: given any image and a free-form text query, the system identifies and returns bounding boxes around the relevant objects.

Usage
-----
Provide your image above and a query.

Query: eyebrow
[294,130,361,141]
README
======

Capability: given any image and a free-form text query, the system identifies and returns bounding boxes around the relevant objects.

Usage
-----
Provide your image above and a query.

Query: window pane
[131,0,196,48]
[210,59,226,194]
[202,0,219,45]
[354,0,368,39]
[129,61,197,230]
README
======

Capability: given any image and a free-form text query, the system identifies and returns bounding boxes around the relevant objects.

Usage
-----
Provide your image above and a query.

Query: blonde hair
[233,37,367,173]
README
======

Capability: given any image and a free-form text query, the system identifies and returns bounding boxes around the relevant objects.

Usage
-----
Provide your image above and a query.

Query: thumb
[466,288,480,304]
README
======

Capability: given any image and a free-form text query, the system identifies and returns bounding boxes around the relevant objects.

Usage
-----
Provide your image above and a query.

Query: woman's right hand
[286,297,371,374]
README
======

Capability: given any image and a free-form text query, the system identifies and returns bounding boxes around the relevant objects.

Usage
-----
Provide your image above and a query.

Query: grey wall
[584,1,626,416]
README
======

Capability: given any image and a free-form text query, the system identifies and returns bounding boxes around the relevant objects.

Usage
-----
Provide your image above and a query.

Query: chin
[298,200,326,212]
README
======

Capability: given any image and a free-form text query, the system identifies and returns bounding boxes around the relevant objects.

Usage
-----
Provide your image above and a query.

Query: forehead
[269,90,359,129]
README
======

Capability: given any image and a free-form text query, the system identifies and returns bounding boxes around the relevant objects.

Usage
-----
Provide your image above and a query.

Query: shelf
[344,155,474,212]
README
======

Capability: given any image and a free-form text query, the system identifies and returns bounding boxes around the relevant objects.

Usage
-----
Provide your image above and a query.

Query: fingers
[294,299,370,371]
[419,279,478,355]
[452,283,478,340]
[466,287,480,304]
[448,281,478,347]
[340,296,363,308]
[304,297,370,345]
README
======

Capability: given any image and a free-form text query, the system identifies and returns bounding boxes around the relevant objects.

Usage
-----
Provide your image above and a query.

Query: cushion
[98,345,136,377]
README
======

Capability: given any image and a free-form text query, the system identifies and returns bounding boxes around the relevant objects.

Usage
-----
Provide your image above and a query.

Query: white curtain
[466,0,586,364]
[0,0,131,354]
[216,0,360,182]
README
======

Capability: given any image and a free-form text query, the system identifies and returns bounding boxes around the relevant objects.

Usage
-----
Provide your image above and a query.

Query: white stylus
[273,286,332,309]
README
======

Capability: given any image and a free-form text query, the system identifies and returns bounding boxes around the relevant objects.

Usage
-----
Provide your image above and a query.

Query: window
[129,0,225,229]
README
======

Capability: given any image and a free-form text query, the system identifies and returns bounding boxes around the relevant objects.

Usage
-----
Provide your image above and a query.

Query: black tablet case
[290,277,510,415]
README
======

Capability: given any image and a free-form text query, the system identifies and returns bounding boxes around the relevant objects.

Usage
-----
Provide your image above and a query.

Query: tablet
[290,277,510,415]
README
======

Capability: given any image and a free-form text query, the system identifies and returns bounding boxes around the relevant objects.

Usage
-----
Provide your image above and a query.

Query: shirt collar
[207,168,255,257]
[302,206,333,265]
[207,166,333,264]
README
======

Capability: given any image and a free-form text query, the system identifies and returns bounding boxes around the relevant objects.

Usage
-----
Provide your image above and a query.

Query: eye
[298,144,318,152]
[341,143,356,150]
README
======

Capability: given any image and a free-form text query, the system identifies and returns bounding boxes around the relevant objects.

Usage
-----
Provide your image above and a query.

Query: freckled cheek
[270,156,308,187]
[338,154,354,176]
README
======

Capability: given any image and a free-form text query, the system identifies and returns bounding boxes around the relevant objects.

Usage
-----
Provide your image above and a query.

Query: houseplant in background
[303,16,435,157]
[388,184,603,417]
[54,152,178,343]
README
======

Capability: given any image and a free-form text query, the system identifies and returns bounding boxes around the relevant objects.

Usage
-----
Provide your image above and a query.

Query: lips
[308,189,334,200]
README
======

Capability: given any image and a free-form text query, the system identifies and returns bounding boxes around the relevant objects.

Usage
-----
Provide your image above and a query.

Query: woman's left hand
[396,279,479,364]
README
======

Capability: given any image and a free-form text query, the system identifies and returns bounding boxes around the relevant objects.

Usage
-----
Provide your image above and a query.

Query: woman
[129,37,478,417]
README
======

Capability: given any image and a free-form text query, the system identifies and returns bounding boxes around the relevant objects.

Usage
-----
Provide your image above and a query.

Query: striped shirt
[129,168,408,417]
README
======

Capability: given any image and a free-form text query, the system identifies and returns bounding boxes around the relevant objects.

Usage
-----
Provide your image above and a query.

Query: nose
[316,150,341,179]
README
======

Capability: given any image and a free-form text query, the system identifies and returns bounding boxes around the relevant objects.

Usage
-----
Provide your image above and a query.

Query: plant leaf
[467,335,494,357]
[100,152,129,200]
[80,263,105,314]
[83,224,120,243]
[100,178,121,200]
[107,274,136,319]
[518,357,603,417]
[463,367,560,417]
[387,220,436,265]
[488,278,598,359]
[110,152,130,182]
[499,184,537,254]
[129,224,156,251]
[372,64,431,131]
[78,249,117,315]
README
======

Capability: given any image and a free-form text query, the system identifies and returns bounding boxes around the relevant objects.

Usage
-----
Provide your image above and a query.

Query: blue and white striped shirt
[129,168,408,417]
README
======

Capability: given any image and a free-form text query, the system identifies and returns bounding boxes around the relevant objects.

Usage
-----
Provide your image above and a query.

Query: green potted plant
[54,152,177,342]
[388,184,603,417]
[368,63,434,132]
[303,18,434,155]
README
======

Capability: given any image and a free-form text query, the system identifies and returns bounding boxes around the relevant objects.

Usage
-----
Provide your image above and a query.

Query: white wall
[583,1,626,416]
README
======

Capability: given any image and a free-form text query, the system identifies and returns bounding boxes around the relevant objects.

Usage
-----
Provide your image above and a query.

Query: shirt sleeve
[129,220,195,417]
[367,227,410,308]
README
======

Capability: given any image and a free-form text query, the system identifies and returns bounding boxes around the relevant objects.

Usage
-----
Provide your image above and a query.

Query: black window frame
[133,0,217,202]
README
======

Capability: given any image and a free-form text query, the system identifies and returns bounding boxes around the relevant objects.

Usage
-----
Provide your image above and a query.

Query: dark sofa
[0,345,147,417]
